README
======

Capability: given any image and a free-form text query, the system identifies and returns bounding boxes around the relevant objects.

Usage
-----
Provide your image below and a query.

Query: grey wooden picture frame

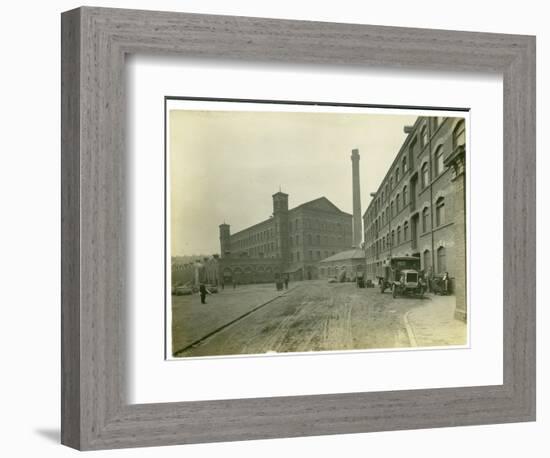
[61,6,536,451]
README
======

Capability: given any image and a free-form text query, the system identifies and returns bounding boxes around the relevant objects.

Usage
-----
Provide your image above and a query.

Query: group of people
[275,275,289,291]
[421,267,450,295]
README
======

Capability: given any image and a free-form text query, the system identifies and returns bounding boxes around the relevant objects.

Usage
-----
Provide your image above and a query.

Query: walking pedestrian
[284,275,289,290]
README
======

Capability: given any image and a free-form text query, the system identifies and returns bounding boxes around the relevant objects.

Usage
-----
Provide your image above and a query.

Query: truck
[376,256,425,298]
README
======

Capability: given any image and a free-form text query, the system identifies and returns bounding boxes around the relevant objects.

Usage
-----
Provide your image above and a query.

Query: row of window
[364,118,465,230]
[289,218,346,233]
[290,233,346,247]
[366,197,446,257]
[321,265,349,277]
[233,226,274,249]
[290,250,335,262]
[235,217,349,249]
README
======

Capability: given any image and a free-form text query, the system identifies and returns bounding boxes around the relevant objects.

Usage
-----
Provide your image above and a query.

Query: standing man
[426,265,433,293]
[284,275,289,290]
[199,284,210,304]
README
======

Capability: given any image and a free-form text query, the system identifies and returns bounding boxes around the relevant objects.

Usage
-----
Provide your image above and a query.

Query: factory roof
[319,248,365,263]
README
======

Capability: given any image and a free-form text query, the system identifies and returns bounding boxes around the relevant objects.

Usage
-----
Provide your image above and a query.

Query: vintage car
[205,284,218,293]
[391,269,426,298]
[173,284,193,296]
[376,256,425,297]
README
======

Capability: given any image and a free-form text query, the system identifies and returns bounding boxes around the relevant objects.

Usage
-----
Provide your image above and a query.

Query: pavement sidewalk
[171,282,300,355]
[404,294,467,347]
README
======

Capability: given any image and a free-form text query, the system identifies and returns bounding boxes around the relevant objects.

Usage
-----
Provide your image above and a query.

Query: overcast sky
[170,109,417,256]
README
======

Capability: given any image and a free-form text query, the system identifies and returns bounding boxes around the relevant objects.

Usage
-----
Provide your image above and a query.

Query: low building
[318,248,366,281]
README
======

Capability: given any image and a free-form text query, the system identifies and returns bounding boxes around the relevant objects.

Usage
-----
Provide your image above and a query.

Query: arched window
[402,155,408,173]
[395,167,400,182]
[391,230,395,246]
[422,207,429,232]
[421,162,429,188]
[397,226,401,244]
[435,146,445,176]
[421,125,428,147]
[396,194,400,212]
[403,186,408,207]
[453,119,466,150]
[437,246,446,273]
[436,197,445,226]
[404,221,409,241]
[423,249,431,270]
[391,200,394,217]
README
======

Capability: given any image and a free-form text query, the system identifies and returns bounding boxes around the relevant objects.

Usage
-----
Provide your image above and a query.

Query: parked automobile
[376,256,425,298]
[391,269,426,298]
[173,285,193,296]
[205,284,218,293]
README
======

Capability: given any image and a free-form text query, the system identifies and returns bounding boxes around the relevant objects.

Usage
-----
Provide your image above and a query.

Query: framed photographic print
[61,6,536,450]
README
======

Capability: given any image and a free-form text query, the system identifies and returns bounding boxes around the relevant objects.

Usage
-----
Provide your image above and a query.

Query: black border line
[165,96,470,112]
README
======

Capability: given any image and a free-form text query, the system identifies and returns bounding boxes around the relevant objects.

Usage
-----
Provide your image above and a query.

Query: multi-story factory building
[363,116,467,320]
[219,192,353,284]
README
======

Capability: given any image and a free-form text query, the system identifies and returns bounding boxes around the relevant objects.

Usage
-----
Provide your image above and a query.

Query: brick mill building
[218,193,353,283]
[363,116,467,320]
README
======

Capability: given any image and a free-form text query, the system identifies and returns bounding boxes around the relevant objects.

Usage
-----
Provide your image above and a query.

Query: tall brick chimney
[351,149,362,247]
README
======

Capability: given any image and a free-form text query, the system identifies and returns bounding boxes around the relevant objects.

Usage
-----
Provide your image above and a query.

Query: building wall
[219,194,352,283]
[286,207,352,280]
[363,117,467,290]
[318,258,365,280]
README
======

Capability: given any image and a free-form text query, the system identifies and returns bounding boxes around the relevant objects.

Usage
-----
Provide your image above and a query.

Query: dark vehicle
[173,284,193,296]
[205,284,218,294]
[376,256,425,298]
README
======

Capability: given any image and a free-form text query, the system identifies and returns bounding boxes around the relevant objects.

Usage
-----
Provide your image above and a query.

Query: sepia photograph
[167,99,468,359]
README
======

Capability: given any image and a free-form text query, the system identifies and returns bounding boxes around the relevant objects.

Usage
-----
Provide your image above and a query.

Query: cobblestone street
[172,280,466,357]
